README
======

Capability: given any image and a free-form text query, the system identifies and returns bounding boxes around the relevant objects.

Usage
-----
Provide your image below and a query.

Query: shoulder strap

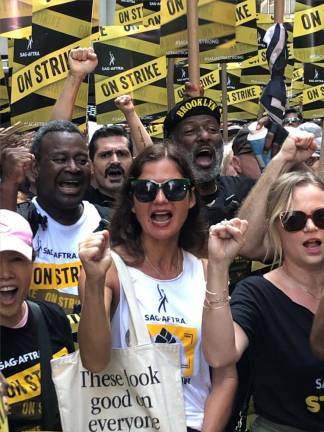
[27,301,59,431]
[17,201,47,237]
[111,251,151,347]
[93,203,113,221]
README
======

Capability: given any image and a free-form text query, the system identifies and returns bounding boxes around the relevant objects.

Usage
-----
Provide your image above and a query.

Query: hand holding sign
[79,231,112,282]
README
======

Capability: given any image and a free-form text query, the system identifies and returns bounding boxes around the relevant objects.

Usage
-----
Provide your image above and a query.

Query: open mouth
[0,286,18,305]
[303,239,322,247]
[58,180,81,194]
[105,166,124,183]
[194,147,214,168]
[150,211,173,223]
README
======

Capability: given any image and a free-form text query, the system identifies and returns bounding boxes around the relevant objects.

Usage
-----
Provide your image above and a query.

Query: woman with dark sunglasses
[78,143,237,432]
[202,171,324,431]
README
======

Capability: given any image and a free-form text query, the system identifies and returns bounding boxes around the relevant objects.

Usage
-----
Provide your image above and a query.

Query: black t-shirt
[0,301,74,431]
[201,176,254,225]
[83,185,115,209]
[231,276,324,431]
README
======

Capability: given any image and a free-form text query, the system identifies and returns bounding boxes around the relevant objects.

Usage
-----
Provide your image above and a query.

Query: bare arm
[114,95,153,156]
[238,133,317,260]
[202,364,238,432]
[202,219,250,368]
[50,47,98,121]
[310,295,324,359]
[0,147,34,210]
[78,230,117,372]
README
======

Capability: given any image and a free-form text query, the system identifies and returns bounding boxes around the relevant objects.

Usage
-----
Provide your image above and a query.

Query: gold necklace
[281,268,323,301]
[145,250,182,277]
[295,284,322,301]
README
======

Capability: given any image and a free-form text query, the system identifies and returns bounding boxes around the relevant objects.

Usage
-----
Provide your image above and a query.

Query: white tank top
[111,250,211,431]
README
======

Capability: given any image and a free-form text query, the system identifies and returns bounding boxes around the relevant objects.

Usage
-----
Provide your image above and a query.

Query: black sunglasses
[280,208,324,232]
[130,179,191,202]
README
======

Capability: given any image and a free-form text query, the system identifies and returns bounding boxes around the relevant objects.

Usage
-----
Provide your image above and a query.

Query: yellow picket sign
[11,36,91,103]
[32,0,76,13]
[114,2,143,25]
[294,4,324,38]
[303,83,324,104]
[227,85,261,105]
[33,8,92,39]
[96,56,166,105]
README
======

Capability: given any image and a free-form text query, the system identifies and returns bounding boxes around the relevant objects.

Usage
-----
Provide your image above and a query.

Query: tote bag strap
[27,300,59,431]
[111,251,151,346]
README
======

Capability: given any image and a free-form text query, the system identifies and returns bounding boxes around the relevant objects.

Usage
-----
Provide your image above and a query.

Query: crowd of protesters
[0,47,323,432]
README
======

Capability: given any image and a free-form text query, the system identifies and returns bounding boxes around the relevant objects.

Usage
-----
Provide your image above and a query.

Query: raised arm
[0,147,34,210]
[310,294,324,359]
[202,218,249,368]
[78,230,117,372]
[238,133,317,260]
[50,47,98,121]
[114,95,153,156]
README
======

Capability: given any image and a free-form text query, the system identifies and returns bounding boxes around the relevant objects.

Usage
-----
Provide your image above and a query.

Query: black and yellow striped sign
[91,0,100,41]
[302,62,324,119]
[94,25,167,125]
[0,0,32,39]
[293,0,324,63]
[286,61,304,109]
[160,0,237,57]
[173,62,221,103]
[143,0,161,27]
[10,0,93,130]
[114,1,144,26]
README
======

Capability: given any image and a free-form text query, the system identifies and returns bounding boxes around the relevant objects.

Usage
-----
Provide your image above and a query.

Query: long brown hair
[110,143,207,263]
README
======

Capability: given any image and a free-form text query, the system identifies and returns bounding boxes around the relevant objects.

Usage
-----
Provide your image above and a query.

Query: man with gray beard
[163,96,254,225]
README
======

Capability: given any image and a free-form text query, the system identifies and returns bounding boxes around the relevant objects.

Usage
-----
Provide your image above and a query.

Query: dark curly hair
[110,143,207,263]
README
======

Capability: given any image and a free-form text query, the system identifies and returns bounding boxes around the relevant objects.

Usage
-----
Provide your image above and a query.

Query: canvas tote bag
[51,251,187,432]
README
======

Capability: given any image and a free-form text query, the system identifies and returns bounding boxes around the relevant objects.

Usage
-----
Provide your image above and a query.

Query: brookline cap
[0,210,33,260]
[163,97,221,138]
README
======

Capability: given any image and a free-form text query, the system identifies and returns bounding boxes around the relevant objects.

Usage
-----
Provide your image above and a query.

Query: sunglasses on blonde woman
[280,208,324,232]
[130,179,191,202]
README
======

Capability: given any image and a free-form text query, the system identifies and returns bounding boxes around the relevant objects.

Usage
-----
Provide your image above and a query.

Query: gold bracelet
[203,303,229,311]
[204,296,231,308]
[205,288,230,304]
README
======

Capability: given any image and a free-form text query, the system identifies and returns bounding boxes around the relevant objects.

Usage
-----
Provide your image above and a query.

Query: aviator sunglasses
[279,208,324,232]
[130,178,191,202]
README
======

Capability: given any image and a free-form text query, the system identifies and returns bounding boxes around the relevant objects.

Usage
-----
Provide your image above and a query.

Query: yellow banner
[32,0,76,13]
[293,67,304,81]
[294,5,324,38]
[303,83,324,104]
[30,261,82,290]
[7,348,68,405]
[96,56,166,104]
[114,3,143,25]
[235,0,256,26]
[33,9,92,39]
[11,36,90,103]
[175,69,220,102]
[227,85,261,105]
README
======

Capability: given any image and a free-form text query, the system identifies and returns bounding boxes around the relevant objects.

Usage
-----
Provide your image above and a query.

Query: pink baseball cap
[0,210,33,260]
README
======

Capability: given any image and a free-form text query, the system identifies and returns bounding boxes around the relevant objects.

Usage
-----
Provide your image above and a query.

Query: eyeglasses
[279,208,324,232]
[283,117,300,125]
[130,179,191,202]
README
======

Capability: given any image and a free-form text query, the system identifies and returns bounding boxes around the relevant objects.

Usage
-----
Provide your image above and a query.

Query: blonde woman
[203,171,324,431]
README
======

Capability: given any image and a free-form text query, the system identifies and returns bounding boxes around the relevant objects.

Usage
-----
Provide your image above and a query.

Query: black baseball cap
[163,97,221,138]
